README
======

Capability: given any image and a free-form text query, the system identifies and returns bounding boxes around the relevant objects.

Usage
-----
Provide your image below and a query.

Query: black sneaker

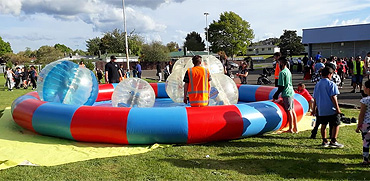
[350,89,356,93]
[351,117,357,123]
[329,142,344,148]
[321,141,329,147]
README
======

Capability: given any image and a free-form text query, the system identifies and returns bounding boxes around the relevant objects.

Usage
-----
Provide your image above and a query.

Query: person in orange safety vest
[274,52,282,87]
[183,55,212,107]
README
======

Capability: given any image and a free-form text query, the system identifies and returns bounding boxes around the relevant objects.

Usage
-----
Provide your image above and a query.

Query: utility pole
[122,0,130,70]
[204,12,209,56]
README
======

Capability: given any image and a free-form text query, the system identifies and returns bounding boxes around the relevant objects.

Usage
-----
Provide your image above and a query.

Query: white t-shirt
[360,96,370,124]
[6,70,13,78]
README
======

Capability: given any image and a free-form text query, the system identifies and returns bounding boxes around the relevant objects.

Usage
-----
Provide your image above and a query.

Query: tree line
[0,11,304,69]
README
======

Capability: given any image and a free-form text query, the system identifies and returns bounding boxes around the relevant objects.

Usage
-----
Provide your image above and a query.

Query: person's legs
[291,110,298,133]
[329,114,344,147]
[362,130,370,163]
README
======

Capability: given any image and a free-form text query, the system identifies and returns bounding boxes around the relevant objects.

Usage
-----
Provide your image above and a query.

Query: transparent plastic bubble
[201,55,224,74]
[37,60,98,105]
[165,69,187,103]
[208,73,238,106]
[172,57,192,72]
[112,78,155,107]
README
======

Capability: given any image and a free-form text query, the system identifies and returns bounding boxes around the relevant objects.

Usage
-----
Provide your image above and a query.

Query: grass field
[0,73,367,180]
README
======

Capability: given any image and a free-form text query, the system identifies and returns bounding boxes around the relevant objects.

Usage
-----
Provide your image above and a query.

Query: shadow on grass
[0,109,3,119]
[161,151,369,180]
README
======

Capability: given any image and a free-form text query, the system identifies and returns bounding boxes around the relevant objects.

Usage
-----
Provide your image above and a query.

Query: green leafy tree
[73,49,87,56]
[184,31,205,51]
[166,41,180,52]
[54,44,73,56]
[3,52,30,65]
[84,60,95,71]
[141,41,169,62]
[86,37,102,56]
[18,47,37,58]
[208,11,254,58]
[128,34,144,56]
[278,30,305,56]
[100,28,125,54]
[36,45,64,64]
[0,36,13,56]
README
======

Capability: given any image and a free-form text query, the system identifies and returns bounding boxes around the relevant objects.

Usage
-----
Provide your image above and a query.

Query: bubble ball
[37,60,98,106]
[165,68,189,103]
[172,57,192,72]
[208,73,239,106]
[201,55,224,74]
[112,78,155,108]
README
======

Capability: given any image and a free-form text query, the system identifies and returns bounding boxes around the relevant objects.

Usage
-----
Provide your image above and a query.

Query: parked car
[228,62,239,69]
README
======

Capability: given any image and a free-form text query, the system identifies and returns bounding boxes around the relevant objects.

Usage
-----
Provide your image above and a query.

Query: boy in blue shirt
[312,66,344,148]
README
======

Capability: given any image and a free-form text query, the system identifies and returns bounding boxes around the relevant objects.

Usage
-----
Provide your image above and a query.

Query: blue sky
[1,0,370,53]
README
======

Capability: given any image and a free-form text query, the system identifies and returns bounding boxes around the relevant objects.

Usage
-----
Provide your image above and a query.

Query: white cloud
[0,0,22,15]
[328,16,370,26]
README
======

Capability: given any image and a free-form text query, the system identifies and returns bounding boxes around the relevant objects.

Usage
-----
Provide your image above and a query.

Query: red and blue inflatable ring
[11,83,308,145]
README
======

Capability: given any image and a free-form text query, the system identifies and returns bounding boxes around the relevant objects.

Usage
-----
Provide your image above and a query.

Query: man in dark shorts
[350,56,365,93]
[105,55,122,83]
[312,66,344,148]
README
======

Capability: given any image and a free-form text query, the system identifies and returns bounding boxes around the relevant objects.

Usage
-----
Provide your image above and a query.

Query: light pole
[122,0,130,70]
[204,12,209,55]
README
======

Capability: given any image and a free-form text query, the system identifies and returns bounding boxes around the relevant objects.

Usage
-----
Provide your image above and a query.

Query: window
[248,49,253,51]
[262,48,265,51]
[268,48,271,50]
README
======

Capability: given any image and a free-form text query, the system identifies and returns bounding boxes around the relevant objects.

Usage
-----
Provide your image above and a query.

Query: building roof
[302,23,370,44]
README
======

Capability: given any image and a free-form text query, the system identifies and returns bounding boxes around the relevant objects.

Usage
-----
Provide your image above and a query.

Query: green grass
[0,73,366,180]
[0,123,366,180]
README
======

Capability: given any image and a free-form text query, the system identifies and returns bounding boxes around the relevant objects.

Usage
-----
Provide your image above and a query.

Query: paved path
[142,68,363,108]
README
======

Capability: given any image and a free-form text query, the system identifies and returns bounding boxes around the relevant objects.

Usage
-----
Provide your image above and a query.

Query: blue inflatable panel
[239,85,259,102]
[268,87,278,99]
[111,83,118,89]
[294,94,309,113]
[247,101,283,134]
[235,104,267,137]
[126,107,188,144]
[157,83,168,98]
[32,102,80,140]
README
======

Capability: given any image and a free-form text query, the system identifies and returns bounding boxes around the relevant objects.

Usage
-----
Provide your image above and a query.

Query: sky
[1,0,370,53]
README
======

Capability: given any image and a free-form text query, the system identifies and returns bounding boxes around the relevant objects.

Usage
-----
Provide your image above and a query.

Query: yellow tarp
[0,108,161,170]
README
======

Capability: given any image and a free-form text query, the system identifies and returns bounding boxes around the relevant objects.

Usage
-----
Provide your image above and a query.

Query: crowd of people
[4,65,38,91]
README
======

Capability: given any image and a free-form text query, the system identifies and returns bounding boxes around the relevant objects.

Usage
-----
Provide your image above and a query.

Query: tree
[54,44,72,56]
[278,30,305,56]
[141,41,169,62]
[100,28,125,54]
[166,41,180,52]
[0,36,13,56]
[86,37,102,56]
[36,45,64,64]
[2,52,30,65]
[208,11,254,58]
[252,38,280,46]
[73,49,87,56]
[184,31,205,51]
[128,34,144,56]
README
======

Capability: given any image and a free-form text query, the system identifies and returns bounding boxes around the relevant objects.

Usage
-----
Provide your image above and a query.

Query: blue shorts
[352,74,363,84]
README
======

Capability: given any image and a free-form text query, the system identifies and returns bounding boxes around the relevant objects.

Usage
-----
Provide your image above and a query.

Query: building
[246,45,280,55]
[302,23,370,58]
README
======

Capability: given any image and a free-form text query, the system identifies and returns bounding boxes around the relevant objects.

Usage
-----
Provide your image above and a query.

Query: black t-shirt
[156,64,161,73]
[105,62,120,83]
[356,61,361,75]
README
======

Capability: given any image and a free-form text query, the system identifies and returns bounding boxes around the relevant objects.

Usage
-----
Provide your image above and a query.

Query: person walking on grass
[273,56,298,133]
[312,66,344,148]
[356,79,370,165]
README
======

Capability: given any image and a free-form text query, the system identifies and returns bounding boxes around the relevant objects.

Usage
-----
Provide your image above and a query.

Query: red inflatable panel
[96,84,114,102]
[70,106,130,144]
[236,84,242,89]
[294,99,304,122]
[150,83,158,97]
[255,86,275,101]
[186,105,243,144]
[26,91,40,99]
[273,100,288,129]
[12,99,45,132]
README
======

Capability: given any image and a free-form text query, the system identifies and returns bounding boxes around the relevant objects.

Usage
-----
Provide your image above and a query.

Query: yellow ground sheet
[0,108,161,170]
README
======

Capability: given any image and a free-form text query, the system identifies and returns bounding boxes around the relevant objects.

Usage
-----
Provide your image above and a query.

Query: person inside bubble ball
[105,55,122,83]
[183,55,212,107]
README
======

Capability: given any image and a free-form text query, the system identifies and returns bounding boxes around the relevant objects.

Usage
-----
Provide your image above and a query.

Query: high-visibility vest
[274,62,280,79]
[353,61,364,75]
[187,66,210,107]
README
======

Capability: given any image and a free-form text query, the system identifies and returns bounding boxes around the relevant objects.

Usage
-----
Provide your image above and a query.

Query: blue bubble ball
[37,60,99,105]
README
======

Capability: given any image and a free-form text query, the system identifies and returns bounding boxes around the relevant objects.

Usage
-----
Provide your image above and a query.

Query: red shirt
[295,88,313,102]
